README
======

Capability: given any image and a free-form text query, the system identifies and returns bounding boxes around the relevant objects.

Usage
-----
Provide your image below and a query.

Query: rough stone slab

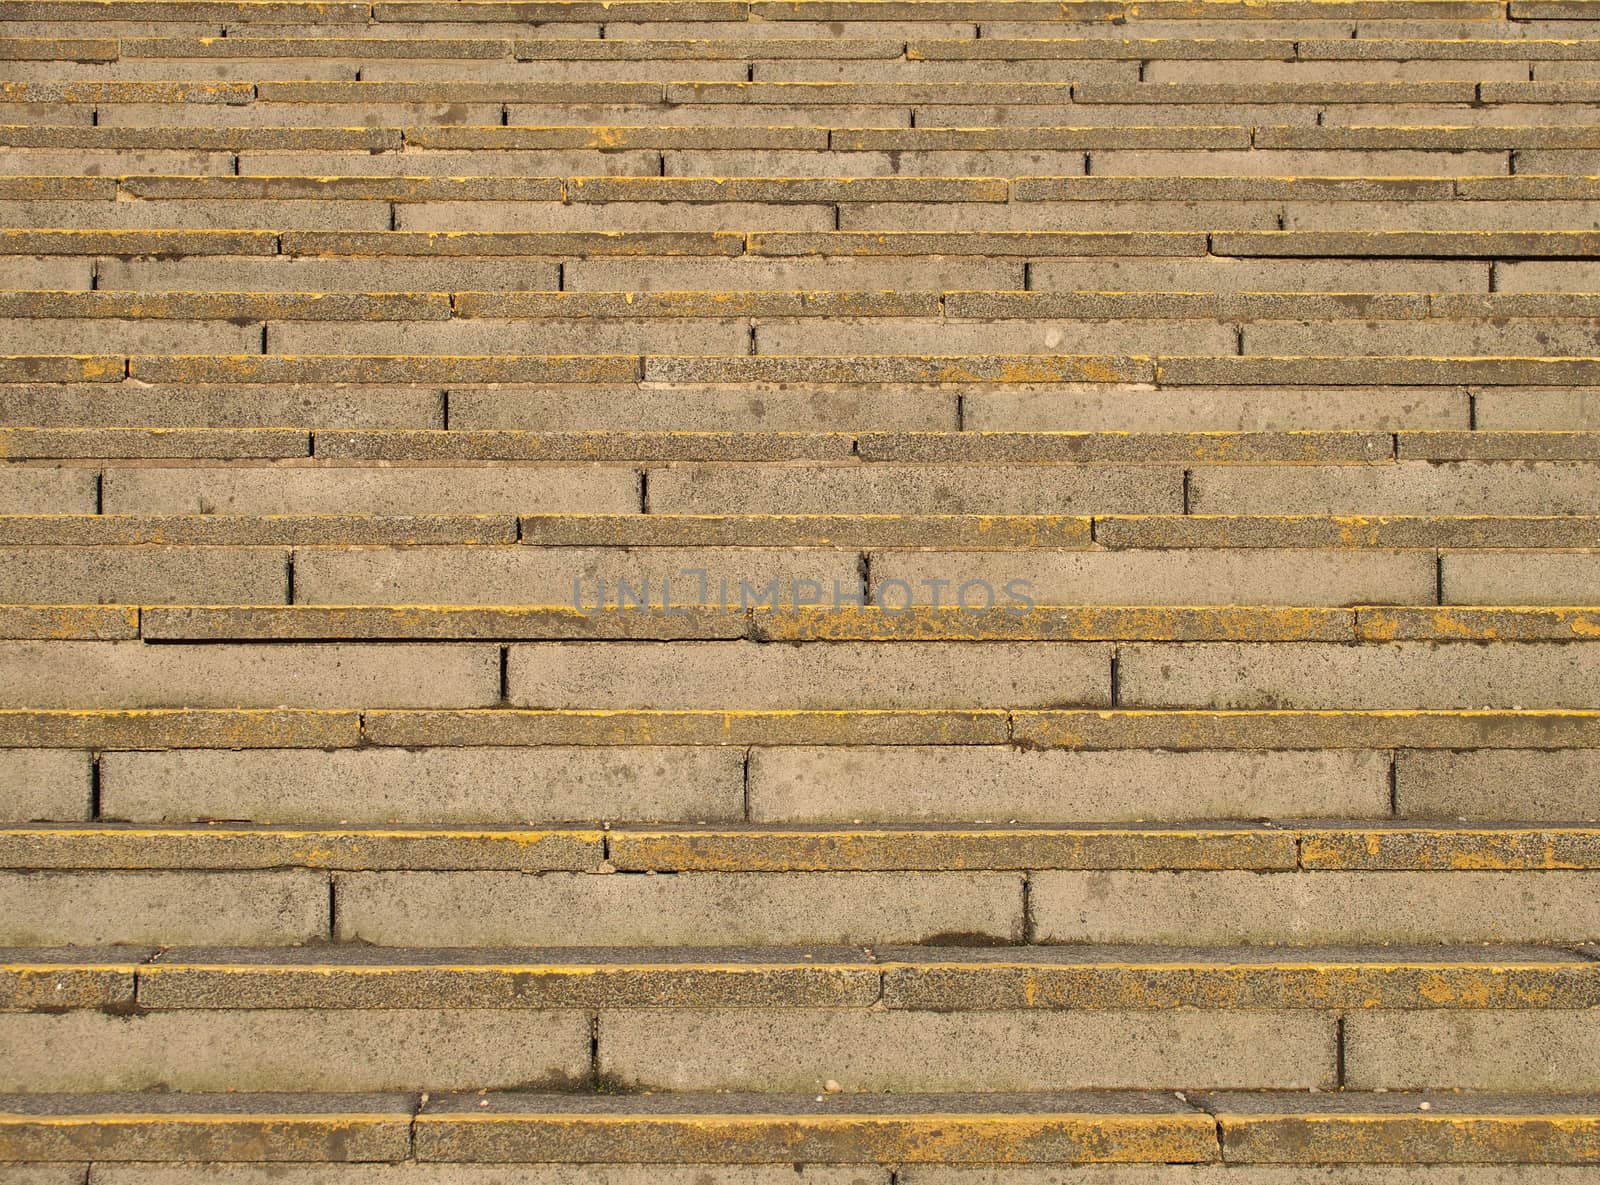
[1396,750,1600,821]
[1011,709,1600,750]
[0,382,442,431]
[0,291,454,320]
[1187,461,1600,515]
[294,545,859,607]
[0,1009,590,1092]
[970,385,1467,432]
[869,550,1431,607]
[0,546,270,604]
[0,514,516,545]
[882,948,1600,1011]
[0,869,329,945]
[0,1093,414,1162]
[1514,0,1600,13]
[0,606,137,640]
[127,355,642,384]
[453,383,956,432]
[334,869,1025,946]
[1030,869,1600,944]
[0,708,359,749]
[1074,80,1477,103]
[1241,321,1600,360]
[1300,826,1600,871]
[747,746,1389,822]
[0,467,97,514]
[101,464,640,514]
[0,356,122,383]
[600,17,978,35]
[1345,1012,1600,1091]
[0,36,117,59]
[253,84,654,107]
[141,605,752,642]
[101,256,562,292]
[600,1008,1333,1091]
[1095,514,1600,549]
[1034,259,1486,293]
[1257,125,1600,149]
[0,952,137,1011]
[943,292,1429,319]
[241,147,660,176]
[1203,1091,1600,1164]
[396,202,827,232]
[644,462,1177,514]
[6,318,261,357]
[282,229,742,256]
[1281,200,1600,232]
[0,640,499,709]
[1116,641,1600,711]
[642,357,1155,384]
[1496,261,1600,295]
[124,34,516,56]
[1433,295,1600,319]
[1015,175,1457,200]
[0,826,606,872]
[857,430,1392,463]
[607,825,1296,872]
[834,126,1252,149]
[506,640,1111,710]
[1,0,370,19]
[0,79,255,101]
[381,2,746,20]
[1213,231,1600,257]
[409,124,827,149]
[0,750,91,822]
[1302,34,1600,56]
[570,256,1023,291]
[0,229,275,255]
[0,125,399,149]
[749,231,1206,256]
[120,173,567,200]
[0,1163,81,1185]
[513,36,905,57]
[0,176,115,198]
[750,606,1355,642]
[412,1091,1217,1164]
[1462,175,1600,198]
[100,746,743,823]
[135,950,882,1010]
[1359,606,1600,641]
[452,291,937,318]
[518,514,1092,548]
[315,430,856,461]
[756,0,1124,16]
[0,428,307,460]
[908,37,1296,59]
[569,175,1007,202]
[1443,550,1600,605]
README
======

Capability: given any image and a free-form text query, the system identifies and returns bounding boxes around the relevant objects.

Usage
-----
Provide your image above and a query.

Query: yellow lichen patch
[1567,613,1600,638]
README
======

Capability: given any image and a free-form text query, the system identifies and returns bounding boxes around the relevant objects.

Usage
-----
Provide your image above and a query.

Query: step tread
[6,821,1598,870]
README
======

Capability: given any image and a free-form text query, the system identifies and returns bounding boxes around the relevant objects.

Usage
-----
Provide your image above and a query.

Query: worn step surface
[3,0,1599,1176]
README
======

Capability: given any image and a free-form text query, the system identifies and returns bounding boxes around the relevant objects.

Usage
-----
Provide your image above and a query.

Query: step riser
[0,1006,1586,1092]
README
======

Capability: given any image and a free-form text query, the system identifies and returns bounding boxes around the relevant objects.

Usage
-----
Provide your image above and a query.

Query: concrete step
[3,704,1597,751]
[4,823,1598,871]
[5,859,1600,947]
[0,0,1594,1170]
[7,943,1597,1009]
[1,944,1599,1091]
[0,1090,1596,1166]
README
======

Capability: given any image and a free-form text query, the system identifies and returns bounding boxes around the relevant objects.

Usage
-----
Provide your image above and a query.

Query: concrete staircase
[4,0,1600,1178]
